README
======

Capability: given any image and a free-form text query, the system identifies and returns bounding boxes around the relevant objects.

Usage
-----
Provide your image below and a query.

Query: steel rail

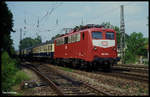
[47,65,112,96]
[22,62,112,96]
[22,64,64,96]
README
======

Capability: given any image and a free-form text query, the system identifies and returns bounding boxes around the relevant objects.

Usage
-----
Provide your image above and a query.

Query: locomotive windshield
[106,32,114,39]
[92,32,102,39]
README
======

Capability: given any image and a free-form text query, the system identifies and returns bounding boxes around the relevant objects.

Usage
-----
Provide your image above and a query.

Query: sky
[6,1,149,50]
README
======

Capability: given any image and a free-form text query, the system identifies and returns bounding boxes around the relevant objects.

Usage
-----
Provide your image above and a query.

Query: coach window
[64,37,68,44]
[82,32,84,40]
[49,46,50,50]
[51,45,52,51]
[40,47,42,52]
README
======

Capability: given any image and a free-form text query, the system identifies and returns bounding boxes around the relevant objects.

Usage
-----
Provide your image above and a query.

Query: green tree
[125,32,147,63]
[0,1,15,56]
[2,51,18,91]
[19,35,42,49]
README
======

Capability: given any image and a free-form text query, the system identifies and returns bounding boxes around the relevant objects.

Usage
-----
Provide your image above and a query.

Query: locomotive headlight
[94,46,97,50]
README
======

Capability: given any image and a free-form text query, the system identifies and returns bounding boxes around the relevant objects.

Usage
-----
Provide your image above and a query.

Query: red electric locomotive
[54,24,120,70]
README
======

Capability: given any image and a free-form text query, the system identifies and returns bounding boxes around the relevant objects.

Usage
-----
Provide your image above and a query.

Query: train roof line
[55,25,114,40]
[22,40,54,50]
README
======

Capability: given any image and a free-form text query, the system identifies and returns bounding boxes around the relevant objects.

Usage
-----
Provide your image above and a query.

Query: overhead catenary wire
[39,2,63,26]
[29,2,63,39]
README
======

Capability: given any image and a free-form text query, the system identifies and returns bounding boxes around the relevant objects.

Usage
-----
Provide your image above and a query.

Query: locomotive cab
[90,28,119,69]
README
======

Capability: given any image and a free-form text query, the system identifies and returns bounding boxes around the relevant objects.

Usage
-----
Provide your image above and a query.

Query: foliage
[13,71,30,85]
[0,1,15,56]
[2,51,30,92]
[19,35,42,49]
[2,51,18,91]
[100,22,148,64]
[124,32,148,63]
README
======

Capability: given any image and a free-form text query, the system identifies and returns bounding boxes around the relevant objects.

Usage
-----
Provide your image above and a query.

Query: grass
[11,71,31,96]
[60,66,73,72]
[13,70,30,85]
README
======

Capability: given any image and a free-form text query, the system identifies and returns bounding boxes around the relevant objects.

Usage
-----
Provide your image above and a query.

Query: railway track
[114,64,148,70]
[21,62,111,96]
[94,70,149,83]
[24,61,149,83]
[112,66,149,74]
[110,64,149,82]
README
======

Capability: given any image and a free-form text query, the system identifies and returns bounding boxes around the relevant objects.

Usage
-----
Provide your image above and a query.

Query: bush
[124,50,136,64]
[2,51,29,92]
[13,71,30,85]
[2,51,18,91]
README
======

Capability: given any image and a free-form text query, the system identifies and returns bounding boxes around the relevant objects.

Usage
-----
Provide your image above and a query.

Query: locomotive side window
[68,36,71,43]
[59,39,61,45]
[56,38,64,46]
[56,33,81,45]
[56,40,58,46]
[70,36,72,43]
[75,34,78,42]
[106,32,114,39]
[76,33,80,42]
[73,34,76,42]
[56,39,60,46]
[60,38,64,45]
[92,32,102,39]
[71,35,75,43]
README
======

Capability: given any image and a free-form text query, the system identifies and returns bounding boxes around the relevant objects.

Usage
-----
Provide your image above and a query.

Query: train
[18,24,120,70]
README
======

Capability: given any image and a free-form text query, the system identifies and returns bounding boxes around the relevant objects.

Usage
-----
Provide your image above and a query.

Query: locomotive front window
[92,32,102,39]
[106,32,114,39]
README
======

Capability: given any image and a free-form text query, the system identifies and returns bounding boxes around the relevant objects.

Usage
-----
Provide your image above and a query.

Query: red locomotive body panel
[54,30,91,61]
[54,27,118,64]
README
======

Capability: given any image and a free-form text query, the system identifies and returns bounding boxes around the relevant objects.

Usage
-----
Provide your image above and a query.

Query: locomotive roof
[55,27,115,40]
[54,24,115,40]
